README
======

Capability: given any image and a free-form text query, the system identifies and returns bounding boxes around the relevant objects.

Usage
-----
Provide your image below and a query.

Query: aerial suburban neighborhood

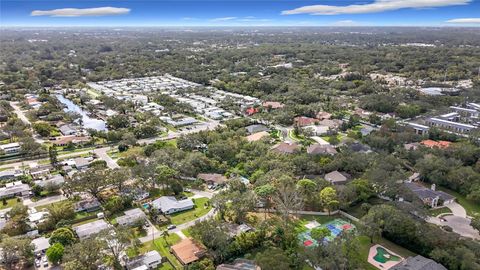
[1,1,480,270]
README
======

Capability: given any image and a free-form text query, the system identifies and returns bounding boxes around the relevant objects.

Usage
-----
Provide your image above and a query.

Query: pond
[56,94,106,131]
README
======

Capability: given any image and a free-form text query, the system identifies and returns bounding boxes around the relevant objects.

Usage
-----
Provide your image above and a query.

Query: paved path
[0,148,96,170]
[446,202,467,218]
[24,194,67,208]
[10,101,44,143]
[93,147,119,169]
[138,219,161,243]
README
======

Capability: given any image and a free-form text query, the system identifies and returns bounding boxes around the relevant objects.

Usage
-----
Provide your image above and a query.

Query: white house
[116,208,147,226]
[151,196,194,214]
[127,250,163,270]
[0,142,21,155]
[74,219,110,240]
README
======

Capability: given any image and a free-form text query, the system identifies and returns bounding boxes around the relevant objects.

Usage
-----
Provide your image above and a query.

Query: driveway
[446,202,467,218]
[428,215,480,240]
[93,147,119,169]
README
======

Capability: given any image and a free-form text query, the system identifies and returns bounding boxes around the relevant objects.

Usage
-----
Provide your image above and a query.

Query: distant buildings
[197,173,228,187]
[151,196,194,215]
[324,171,349,185]
[271,142,300,154]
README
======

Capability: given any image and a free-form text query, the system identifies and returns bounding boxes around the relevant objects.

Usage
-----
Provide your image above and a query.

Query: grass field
[170,197,211,225]
[429,207,452,217]
[0,197,20,210]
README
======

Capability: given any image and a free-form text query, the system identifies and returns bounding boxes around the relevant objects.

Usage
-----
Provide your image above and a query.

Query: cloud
[446,18,480,24]
[282,0,471,15]
[31,7,130,17]
[210,17,237,22]
[330,20,363,26]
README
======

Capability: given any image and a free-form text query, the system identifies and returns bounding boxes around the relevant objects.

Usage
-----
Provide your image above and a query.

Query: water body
[56,94,106,131]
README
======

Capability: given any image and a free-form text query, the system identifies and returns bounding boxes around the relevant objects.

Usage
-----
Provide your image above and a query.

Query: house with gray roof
[116,208,146,227]
[391,255,447,270]
[127,250,163,270]
[151,196,194,215]
[59,124,77,136]
[0,169,22,180]
[34,174,65,188]
[74,219,110,240]
[0,181,32,199]
[32,237,50,255]
[324,171,349,185]
[245,124,269,134]
[405,182,455,208]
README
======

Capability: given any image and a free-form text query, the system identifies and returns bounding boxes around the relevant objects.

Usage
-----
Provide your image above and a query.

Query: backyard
[0,197,20,210]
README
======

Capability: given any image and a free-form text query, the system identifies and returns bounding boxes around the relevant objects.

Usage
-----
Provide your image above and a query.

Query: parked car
[167,225,176,230]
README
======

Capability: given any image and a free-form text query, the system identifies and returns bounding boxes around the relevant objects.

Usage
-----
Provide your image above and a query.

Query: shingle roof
[74,219,110,239]
[171,238,205,265]
[391,255,447,270]
[151,196,194,213]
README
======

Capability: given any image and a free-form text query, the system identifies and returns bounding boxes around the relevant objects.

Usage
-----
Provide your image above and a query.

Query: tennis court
[299,218,356,247]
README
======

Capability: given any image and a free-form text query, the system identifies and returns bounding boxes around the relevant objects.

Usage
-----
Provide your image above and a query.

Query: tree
[100,228,132,270]
[33,122,53,137]
[255,247,291,270]
[296,179,318,209]
[107,167,130,192]
[46,243,64,265]
[273,175,303,225]
[319,187,339,215]
[255,184,276,218]
[155,164,178,191]
[49,227,77,246]
[62,238,104,270]
[190,219,230,263]
[0,236,34,269]
[310,227,330,241]
[49,145,58,167]
[471,215,480,231]
[68,168,108,201]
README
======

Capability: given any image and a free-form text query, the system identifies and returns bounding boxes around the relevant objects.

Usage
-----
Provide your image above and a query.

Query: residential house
[245,107,259,116]
[74,219,110,240]
[246,131,270,142]
[29,165,52,180]
[348,142,372,153]
[74,198,101,213]
[294,116,318,127]
[324,171,349,185]
[151,196,194,215]
[74,157,90,170]
[0,142,21,155]
[225,223,253,238]
[390,255,447,270]
[404,143,420,151]
[52,136,90,147]
[0,181,32,199]
[34,174,65,188]
[0,169,22,180]
[59,124,77,136]
[127,250,163,270]
[245,124,269,134]
[116,208,147,227]
[405,182,455,208]
[197,173,228,187]
[32,237,50,256]
[217,259,260,270]
[171,238,206,265]
[318,119,343,130]
[271,142,300,154]
[425,117,474,134]
[303,125,329,136]
[307,144,337,156]
[28,208,50,225]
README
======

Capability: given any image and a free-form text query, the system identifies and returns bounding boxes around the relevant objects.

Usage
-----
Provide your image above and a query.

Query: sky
[1,0,480,27]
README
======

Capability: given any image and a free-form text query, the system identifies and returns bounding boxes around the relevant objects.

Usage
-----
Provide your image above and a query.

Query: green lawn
[438,187,480,216]
[0,197,21,210]
[128,233,183,269]
[169,197,211,225]
[429,207,452,217]
[181,228,192,238]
